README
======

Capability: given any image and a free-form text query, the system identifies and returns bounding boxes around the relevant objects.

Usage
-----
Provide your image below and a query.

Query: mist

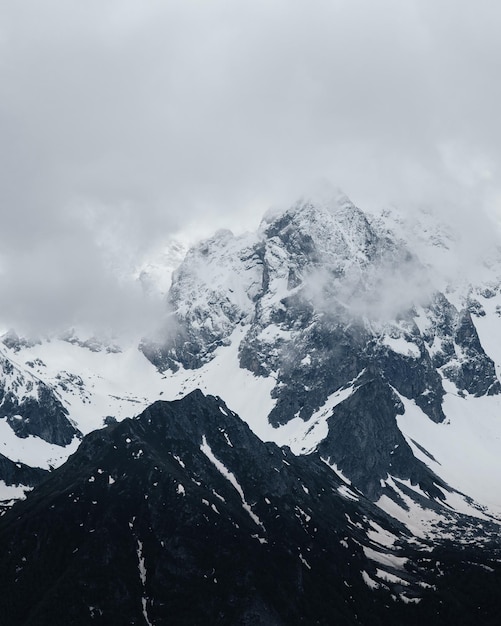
[1,0,501,335]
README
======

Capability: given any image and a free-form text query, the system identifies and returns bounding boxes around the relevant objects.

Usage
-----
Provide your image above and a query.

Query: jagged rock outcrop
[0,353,80,446]
[317,371,449,500]
[141,193,501,500]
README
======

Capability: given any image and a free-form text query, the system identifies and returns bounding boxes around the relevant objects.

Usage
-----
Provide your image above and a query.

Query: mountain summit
[141,194,501,512]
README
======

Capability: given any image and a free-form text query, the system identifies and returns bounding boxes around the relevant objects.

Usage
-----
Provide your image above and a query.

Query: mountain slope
[0,391,500,625]
[1,191,501,542]
[138,193,501,527]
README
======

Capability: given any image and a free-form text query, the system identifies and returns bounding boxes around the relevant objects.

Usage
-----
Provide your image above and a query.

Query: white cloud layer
[1,0,501,333]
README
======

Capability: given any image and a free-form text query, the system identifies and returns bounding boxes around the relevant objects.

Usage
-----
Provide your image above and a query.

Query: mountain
[0,328,170,507]
[139,192,501,524]
[1,191,501,621]
[0,391,500,625]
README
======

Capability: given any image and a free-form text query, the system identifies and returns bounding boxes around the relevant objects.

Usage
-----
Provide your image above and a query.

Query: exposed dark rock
[449,309,501,396]
[421,295,501,396]
[374,336,446,424]
[0,392,499,625]
[318,372,449,500]
[0,382,80,446]
[0,454,48,492]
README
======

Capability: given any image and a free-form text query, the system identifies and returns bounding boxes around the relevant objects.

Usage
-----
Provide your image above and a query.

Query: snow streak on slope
[286,384,356,455]
[200,435,265,532]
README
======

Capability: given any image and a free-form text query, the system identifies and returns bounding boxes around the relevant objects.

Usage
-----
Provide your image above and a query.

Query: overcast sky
[2,0,501,334]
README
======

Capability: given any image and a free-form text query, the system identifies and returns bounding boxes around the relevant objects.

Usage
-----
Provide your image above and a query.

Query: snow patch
[200,435,265,532]
[382,335,421,359]
[0,420,79,470]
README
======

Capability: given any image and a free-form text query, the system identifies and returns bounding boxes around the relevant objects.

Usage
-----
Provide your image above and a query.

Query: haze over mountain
[0,192,501,622]
[2,1,501,336]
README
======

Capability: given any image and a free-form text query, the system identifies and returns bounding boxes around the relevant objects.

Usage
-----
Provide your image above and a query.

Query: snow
[157,325,354,458]
[279,384,355,455]
[337,485,359,501]
[375,569,409,586]
[170,230,262,339]
[362,571,380,590]
[382,336,421,359]
[362,545,408,570]
[375,475,496,544]
[136,237,188,297]
[473,289,501,379]
[320,457,354,486]
[399,594,421,605]
[397,392,501,518]
[0,419,79,470]
[135,537,152,626]
[0,480,31,501]
[200,435,265,532]
[173,455,185,468]
[295,506,311,523]
[14,338,166,436]
[366,522,398,548]
[161,326,277,442]
[298,553,311,569]
[376,491,444,540]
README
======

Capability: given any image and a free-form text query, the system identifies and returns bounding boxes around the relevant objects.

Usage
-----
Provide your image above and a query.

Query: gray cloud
[1,0,501,333]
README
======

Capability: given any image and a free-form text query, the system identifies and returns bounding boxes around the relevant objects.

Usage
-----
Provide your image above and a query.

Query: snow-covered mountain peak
[135,192,501,528]
[260,184,351,224]
[143,193,440,373]
[261,192,373,260]
[2,191,501,621]
[2,190,501,548]
[143,192,417,370]
[169,229,262,322]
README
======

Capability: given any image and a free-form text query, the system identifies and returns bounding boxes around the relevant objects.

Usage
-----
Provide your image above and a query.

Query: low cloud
[1,1,501,333]
[303,246,433,325]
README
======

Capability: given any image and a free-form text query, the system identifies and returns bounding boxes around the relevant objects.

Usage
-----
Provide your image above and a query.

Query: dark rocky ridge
[0,391,500,625]
[0,454,48,511]
[317,371,449,500]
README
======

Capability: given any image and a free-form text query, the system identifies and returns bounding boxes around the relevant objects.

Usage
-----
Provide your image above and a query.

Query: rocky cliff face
[0,345,80,447]
[141,193,501,510]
